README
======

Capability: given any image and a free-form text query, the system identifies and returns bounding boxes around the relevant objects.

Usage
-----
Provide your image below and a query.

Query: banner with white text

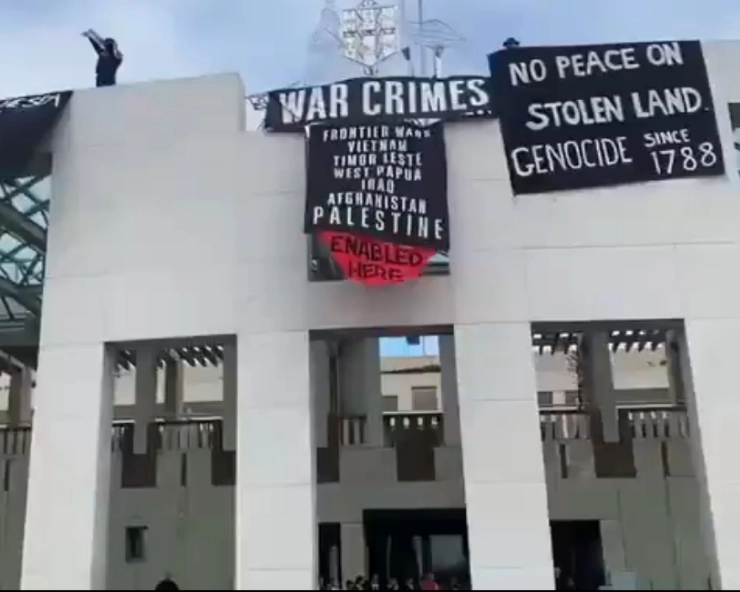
[305,121,448,285]
[0,91,72,173]
[489,41,725,194]
[265,76,492,132]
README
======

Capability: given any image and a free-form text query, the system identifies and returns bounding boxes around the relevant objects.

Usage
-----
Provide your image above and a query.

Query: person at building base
[154,574,179,590]
[82,29,123,87]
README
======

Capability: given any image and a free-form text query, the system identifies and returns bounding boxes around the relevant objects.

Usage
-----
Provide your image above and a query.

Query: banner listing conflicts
[306,122,449,285]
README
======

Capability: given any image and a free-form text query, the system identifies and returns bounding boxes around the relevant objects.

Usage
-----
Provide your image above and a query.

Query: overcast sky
[1,0,739,98]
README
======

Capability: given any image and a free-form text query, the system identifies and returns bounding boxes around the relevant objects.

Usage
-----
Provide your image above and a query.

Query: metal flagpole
[417,0,426,75]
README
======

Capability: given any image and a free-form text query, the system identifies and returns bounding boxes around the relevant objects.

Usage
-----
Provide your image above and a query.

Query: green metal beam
[0,278,41,316]
[0,206,46,251]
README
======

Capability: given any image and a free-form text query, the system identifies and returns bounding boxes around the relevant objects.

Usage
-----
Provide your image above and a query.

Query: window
[382,395,399,412]
[125,526,147,563]
[411,386,438,411]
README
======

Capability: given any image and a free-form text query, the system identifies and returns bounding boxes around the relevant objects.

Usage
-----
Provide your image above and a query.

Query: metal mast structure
[406,0,465,77]
[338,0,401,76]
[246,1,465,127]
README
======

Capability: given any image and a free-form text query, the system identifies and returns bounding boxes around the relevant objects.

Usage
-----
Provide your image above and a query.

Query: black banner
[266,77,491,132]
[489,41,725,194]
[0,91,72,173]
[305,121,449,250]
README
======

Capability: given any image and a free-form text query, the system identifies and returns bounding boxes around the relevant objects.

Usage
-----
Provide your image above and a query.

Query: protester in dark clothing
[503,37,521,49]
[82,29,123,87]
[154,576,179,590]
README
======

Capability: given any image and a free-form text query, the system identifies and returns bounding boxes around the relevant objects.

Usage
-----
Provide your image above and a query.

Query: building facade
[16,39,740,590]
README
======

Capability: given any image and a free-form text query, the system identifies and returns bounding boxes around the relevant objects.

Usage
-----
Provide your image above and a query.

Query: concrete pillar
[163,359,183,420]
[581,331,619,442]
[341,523,366,581]
[236,331,316,589]
[8,366,33,426]
[329,545,340,584]
[311,341,331,448]
[456,323,554,590]
[665,330,686,405]
[339,338,383,447]
[439,335,461,446]
[412,536,423,577]
[134,345,158,454]
[600,519,627,582]
[681,320,735,589]
[21,344,115,589]
[222,343,237,451]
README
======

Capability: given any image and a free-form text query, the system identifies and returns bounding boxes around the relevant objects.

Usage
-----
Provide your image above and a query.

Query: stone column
[600,519,627,584]
[222,343,237,451]
[439,334,460,446]
[21,344,115,589]
[681,320,737,589]
[163,359,183,420]
[665,330,686,405]
[311,341,331,448]
[339,338,383,447]
[341,522,366,581]
[7,366,33,426]
[581,331,619,442]
[456,323,554,589]
[134,345,158,454]
[235,331,316,589]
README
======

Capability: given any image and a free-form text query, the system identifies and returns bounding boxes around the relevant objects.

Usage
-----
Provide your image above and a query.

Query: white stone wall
[26,39,740,589]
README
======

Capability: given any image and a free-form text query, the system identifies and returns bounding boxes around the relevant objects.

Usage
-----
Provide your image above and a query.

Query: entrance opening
[532,321,714,590]
[365,509,469,588]
[550,520,605,590]
[312,327,467,589]
[108,336,236,590]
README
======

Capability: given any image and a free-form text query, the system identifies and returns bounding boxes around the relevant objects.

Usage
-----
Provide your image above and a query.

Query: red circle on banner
[318,230,436,286]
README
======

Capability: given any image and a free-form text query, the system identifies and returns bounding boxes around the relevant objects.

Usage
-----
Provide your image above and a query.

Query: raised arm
[82,29,105,54]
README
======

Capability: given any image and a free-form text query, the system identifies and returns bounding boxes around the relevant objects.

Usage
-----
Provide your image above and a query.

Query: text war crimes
[311,124,445,245]
[276,77,489,127]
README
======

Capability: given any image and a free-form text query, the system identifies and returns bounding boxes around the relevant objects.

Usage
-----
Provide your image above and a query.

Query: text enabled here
[488,40,725,194]
[320,231,436,285]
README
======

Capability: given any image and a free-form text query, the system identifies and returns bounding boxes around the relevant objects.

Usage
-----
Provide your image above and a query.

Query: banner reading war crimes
[0,91,72,173]
[306,121,448,285]
[489,40,725,195]
[265,76,491,132]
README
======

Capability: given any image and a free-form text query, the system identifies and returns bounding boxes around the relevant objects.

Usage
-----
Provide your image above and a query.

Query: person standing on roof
[82,29,123,87]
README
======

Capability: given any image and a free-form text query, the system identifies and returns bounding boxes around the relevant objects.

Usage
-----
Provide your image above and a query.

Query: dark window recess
[180,453,188,487]
[120,424,158,488]
[211,420,236,486]
[3,459,11,492]
[125,526,147,563]
[396,437,436,482]
[121,453,158,488]
[211,450,235,486]
[559,444,569,479]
